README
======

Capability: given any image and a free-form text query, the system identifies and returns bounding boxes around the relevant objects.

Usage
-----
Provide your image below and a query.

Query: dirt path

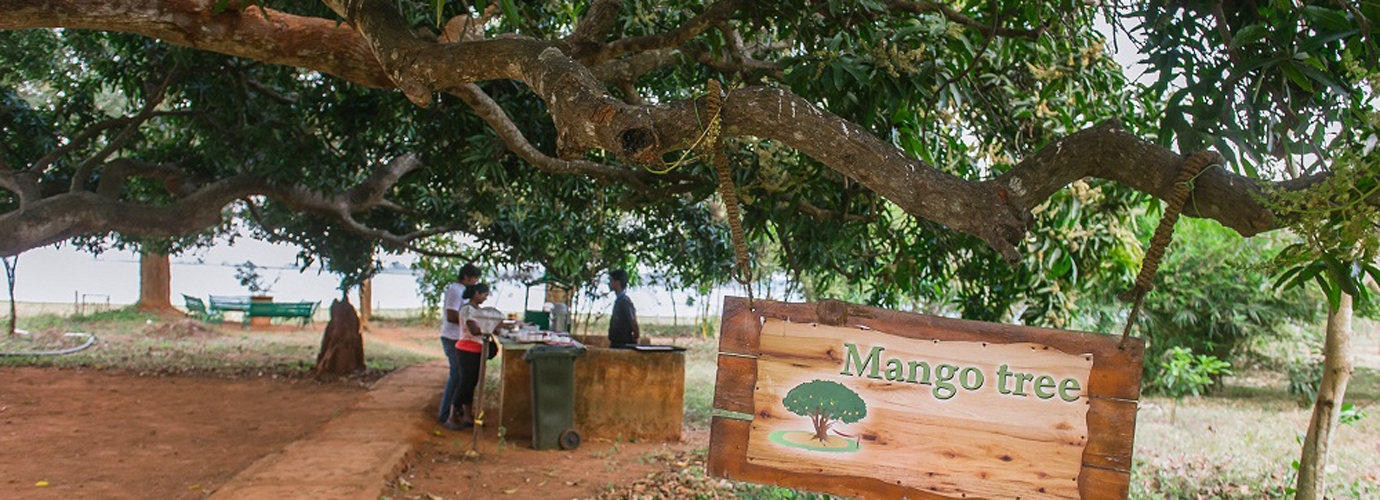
[385,426,711,499]
[0,368,363,499]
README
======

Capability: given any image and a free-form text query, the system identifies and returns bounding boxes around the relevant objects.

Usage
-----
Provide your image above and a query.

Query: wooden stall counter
[497,339,684,445]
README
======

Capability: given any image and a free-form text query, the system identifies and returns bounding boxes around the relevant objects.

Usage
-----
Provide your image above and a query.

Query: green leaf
[213,0,231,14]
[1232,24,1270,48]
[1323,254,1361,296]
[1316,275,1341,313]
[1301,6,1351,32]
[498,0,520,26]
[1364,263,1380,286]
[1279,63,1315,92]
[1272,264,1305,290]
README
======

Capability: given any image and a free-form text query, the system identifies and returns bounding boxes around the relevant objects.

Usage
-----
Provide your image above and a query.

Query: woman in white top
[438,265,480,424]
[444,283,504,429]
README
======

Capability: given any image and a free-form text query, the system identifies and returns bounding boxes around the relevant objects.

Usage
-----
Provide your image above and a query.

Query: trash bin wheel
[558,429,582,450]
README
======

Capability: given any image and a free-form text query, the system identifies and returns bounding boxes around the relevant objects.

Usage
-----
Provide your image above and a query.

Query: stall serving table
[496,335,684,446]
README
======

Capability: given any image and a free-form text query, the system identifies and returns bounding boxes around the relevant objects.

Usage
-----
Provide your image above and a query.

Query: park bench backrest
[247,301,318,317]
[182,294,208,313]
[209,295,251,311]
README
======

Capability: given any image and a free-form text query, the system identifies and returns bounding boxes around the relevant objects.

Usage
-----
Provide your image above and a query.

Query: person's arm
[444,285,463,325]
[629,297,641,340]
[466,319,483,336]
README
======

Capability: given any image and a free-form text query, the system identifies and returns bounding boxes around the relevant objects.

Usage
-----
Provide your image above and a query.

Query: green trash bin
[523,345,585,450]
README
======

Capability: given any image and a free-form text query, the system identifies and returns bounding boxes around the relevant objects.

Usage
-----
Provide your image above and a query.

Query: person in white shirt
[445,283,505,429]
[438,264,481,424]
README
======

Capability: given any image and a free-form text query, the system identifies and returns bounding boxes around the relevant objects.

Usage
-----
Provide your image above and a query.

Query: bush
[1286,358,1323,406]
[1104,219,1319,390]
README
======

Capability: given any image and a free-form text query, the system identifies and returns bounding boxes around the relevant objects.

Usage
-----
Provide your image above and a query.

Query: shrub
[1090,218,1319,390]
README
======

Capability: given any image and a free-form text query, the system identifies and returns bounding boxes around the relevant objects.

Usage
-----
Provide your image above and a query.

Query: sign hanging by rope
[708,297,1144,500]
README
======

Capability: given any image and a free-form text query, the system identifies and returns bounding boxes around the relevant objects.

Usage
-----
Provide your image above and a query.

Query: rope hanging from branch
[1119,150,1221,349]
[703,80,754,303]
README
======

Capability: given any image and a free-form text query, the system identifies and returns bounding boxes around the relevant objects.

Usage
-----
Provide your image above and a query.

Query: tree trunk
[134,250,177,314]
[314,298,365,379]
[1295,294,1354,500]
[358,278,372,331]
[4,255,17,336]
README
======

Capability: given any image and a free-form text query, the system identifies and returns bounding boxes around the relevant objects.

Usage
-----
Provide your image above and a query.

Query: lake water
[4,240,764,321]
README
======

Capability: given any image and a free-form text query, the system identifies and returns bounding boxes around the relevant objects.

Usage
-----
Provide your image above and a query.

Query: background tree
[781,379,868,442]
[3,254,15,336]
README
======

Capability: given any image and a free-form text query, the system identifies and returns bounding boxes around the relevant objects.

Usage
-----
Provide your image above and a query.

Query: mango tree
[1,2,1378,494]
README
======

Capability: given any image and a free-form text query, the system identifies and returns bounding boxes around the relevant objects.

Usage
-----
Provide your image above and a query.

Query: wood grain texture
[713,354,757,415]
[720,297,1143,401]
[748,319,1091,500]
[711,297,1141,500]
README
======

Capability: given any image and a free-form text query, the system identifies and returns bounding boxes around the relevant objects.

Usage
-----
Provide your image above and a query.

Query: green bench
[244,301,320,327]
[209,295,251,313]
[181,294,224,323]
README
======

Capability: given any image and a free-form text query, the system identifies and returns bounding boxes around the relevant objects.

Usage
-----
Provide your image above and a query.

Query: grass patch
[1,308,431,379]
[681,338,719,430]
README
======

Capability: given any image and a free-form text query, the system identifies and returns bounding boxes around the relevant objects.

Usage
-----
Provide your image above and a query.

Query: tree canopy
[1,0,1377,323]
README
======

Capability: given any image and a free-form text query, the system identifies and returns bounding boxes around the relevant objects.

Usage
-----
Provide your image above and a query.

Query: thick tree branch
[454,83,666,191]
[795,200,873,223]
[0,155,422,257]
[0,175,265,256]
[0,0,1349,262]
[0,165,40,208]
[71,73,175,192]
[344,154,422,208]
[95,159,193,199]
[567,0,622,59]
[0,0,393,88]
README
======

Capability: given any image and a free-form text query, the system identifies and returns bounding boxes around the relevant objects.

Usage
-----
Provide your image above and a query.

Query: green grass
[1,308,432,378]
[682,338,719,429]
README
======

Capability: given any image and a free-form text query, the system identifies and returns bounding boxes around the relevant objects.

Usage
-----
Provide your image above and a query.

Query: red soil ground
[0,367,363,499]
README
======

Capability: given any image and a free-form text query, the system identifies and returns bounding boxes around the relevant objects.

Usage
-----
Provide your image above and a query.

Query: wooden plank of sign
[718,297,1144,401]
[719,296,763,356]
[713,416,1131,500]
[1083,397,1139,471]
[1079,465,1131,499]
[710,416,954,500]
[713,354,757,415]
[749,319,1091,500]
[711,297,1140,499]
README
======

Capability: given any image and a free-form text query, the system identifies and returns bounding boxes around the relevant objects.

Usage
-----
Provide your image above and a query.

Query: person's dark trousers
[455,350,483,417]
[610,341,637,349]
[437,337,463,422]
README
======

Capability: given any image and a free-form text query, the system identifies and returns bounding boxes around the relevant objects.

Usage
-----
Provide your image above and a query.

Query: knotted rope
[704,80,754,306]
[1119,150,1220,349]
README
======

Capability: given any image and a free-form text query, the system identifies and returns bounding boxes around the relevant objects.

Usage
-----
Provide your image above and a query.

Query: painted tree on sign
[782,379,868,442]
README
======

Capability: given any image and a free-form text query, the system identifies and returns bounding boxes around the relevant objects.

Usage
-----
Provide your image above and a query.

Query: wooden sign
[709,297,1144,500]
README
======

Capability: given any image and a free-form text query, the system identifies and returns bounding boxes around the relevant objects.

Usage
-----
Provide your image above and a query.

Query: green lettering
[841,343,884,379]
[960,367,984,391]
[996,364,1013,394]
[1013,372,1034,396]
[885,358,904,381]
[1034,375,1056,399]
[907,361,931,384]
[933,364,958,400]
[1059,378,1082,402]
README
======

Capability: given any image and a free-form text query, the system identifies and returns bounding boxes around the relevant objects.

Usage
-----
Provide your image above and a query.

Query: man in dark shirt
[607,269,640,348]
